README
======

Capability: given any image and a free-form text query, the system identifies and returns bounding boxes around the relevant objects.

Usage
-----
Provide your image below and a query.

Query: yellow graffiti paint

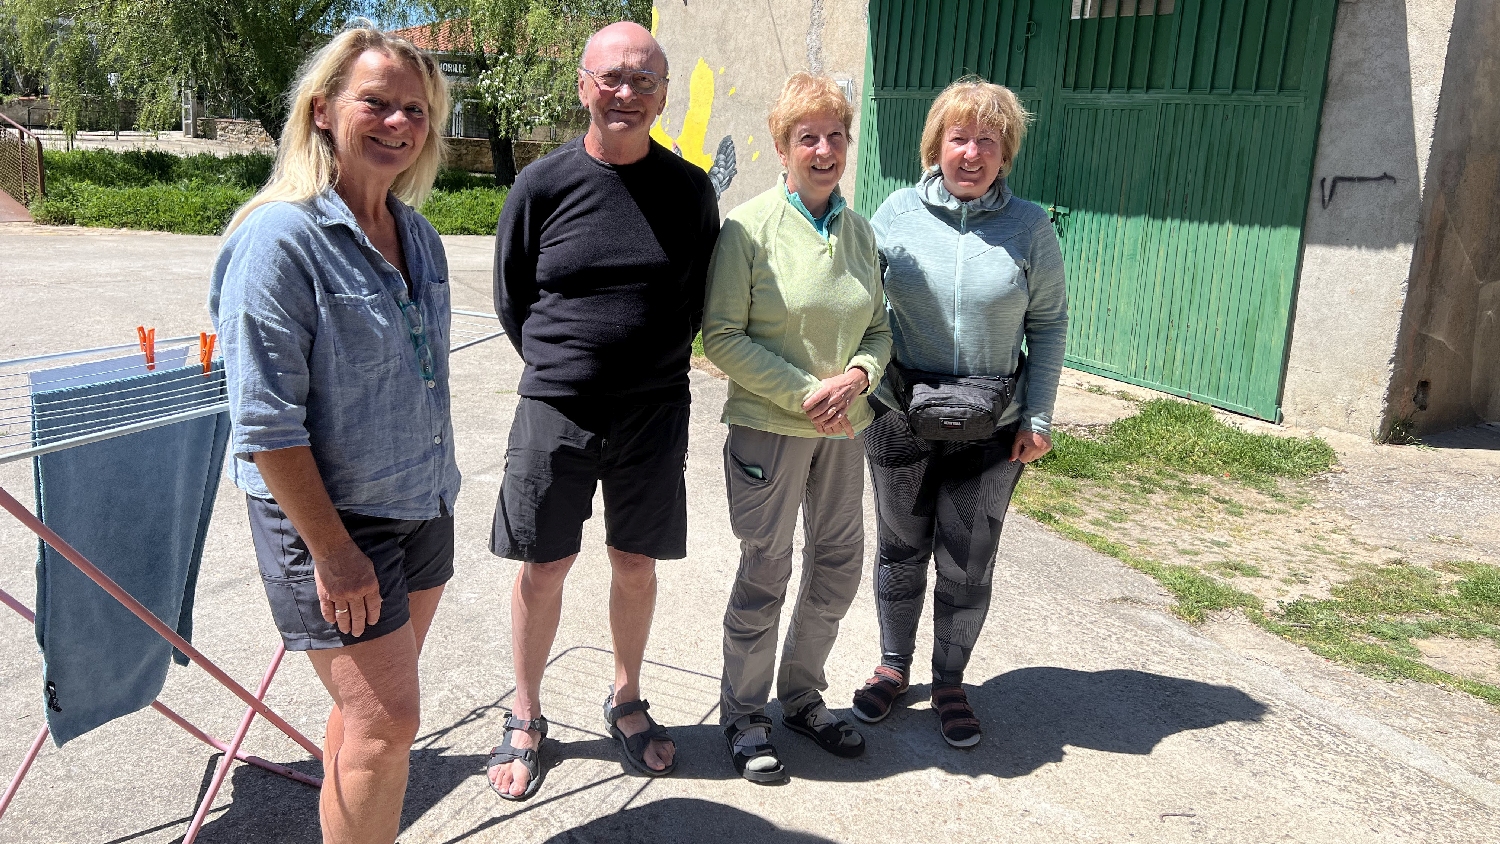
[752,151,760,161]
[650,6,658,36]
[728,87,736,96]
[747,135,753,143]
[650,58,716,171]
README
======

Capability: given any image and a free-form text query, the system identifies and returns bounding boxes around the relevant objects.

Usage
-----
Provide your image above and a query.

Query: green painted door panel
[857,0,1338,421]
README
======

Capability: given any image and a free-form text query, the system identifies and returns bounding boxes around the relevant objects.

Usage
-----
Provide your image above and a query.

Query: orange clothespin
[137,326,156,371]
[199,332,217,375]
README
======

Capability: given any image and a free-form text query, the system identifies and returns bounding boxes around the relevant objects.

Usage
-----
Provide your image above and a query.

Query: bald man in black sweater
[486,22,720,802]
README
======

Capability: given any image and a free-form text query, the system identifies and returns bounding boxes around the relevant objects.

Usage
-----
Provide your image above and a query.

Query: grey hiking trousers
[720,425,866,724]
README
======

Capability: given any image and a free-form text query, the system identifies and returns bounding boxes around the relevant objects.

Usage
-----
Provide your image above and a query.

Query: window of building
[1072,0,1175,18]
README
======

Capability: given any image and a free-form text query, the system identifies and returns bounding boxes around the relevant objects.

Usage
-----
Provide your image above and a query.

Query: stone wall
[194,118,275,150]
[1280,0,1457,434]
[648,0,867,211]
[1385,0,1500,432]
[445,137,569,174]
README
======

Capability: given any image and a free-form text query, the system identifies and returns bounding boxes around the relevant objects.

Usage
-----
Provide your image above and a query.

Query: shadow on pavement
[588,666,1269,784]
[182,746,485,844]
[538,798,838,844]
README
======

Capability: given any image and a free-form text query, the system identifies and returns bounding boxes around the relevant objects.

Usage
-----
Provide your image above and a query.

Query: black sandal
[486,713,549,802]
[603,689,676,777]
[725,713,786,783]
[782,696,865,758]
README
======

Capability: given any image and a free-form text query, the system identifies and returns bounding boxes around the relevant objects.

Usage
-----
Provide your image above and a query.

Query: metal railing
[0,114,44,205]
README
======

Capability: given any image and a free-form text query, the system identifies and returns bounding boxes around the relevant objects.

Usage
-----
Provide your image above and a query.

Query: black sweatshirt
[494,137,721,403]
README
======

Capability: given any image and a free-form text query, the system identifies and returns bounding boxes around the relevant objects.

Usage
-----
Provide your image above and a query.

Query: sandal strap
[605,697,651,725]
[504,713,549,737]
[622,720,672,756]
[932,686,981,729]
[725,712,773,744]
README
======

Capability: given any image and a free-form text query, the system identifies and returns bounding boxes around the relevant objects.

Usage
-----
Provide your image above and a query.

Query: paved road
[0,225,1496,843]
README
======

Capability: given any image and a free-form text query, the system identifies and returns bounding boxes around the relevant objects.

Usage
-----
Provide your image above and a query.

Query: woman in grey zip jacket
[849,77,1068,748]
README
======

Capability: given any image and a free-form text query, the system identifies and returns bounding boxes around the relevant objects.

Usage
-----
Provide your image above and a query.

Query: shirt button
[433,435,442,445]
[426,380,436,389]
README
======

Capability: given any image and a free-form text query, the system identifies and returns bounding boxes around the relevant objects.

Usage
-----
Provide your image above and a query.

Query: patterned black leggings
[863,402,1024,685]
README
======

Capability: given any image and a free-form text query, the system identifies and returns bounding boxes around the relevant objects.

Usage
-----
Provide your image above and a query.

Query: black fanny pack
[887,356,1022,442]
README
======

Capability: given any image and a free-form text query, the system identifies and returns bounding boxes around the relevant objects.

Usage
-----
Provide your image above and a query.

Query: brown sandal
[851,666,909,724]
[931,683,982,747]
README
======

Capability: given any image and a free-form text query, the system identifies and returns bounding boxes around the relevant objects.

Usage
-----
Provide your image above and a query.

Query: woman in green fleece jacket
[703,72,892,784]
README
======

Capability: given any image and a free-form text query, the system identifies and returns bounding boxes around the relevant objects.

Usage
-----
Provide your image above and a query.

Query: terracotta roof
[388,19,475,53]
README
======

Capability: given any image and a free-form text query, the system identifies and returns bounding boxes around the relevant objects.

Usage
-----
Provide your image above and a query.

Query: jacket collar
[917,166,1011,214]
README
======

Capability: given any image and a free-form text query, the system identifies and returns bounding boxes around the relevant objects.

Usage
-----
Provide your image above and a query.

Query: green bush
[35,148,507,236]
[433,167,494,192]
[421,187,509,235]
[43,148,274,191]
[56,182,252,235]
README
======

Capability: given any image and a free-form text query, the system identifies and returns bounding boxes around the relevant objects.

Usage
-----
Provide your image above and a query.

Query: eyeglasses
[580,67,666,95]
[394,291,436,387]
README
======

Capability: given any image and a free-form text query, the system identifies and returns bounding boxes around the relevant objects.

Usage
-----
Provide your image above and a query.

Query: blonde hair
[919,76,1031,176]
[768,72,854,152]
[226,24,450,234]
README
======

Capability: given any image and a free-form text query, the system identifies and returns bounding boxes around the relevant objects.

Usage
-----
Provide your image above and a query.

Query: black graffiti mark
[1319,172,1396,209]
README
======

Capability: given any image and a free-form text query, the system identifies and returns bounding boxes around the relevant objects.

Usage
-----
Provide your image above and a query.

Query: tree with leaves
[384,0,649,185]
[0,0,365,141]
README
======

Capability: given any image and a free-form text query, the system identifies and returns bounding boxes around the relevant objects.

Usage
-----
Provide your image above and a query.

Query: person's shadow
[576,666,1269,784]
[165,666,1265,841]
[537,798,838,844]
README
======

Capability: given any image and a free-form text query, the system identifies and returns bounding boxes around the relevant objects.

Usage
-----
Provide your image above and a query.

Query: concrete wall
[1386,0,1500,432]
[648,0,868,213]
[1280,0,1455,434]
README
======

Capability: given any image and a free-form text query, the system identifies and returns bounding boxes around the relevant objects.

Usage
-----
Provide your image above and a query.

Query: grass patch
[418,186,509,235]
[1038,399,1335,491]
[35,182,253,234]
[1262,561,1500,704]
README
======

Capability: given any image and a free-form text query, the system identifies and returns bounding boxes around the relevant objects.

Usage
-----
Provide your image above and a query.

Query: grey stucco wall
[1386,0,1500,432]
[1280,0,1456,434]
[649,0,867,214]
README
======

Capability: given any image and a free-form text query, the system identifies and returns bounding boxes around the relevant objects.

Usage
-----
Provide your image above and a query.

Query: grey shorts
[246,496,455,651]
[490,396,690,563]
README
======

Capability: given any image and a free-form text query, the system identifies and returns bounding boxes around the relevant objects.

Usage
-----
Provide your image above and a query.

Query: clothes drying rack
[0,314,505,842]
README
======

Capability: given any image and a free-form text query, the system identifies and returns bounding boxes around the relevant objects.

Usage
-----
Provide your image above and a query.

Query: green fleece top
[704,184,892,438]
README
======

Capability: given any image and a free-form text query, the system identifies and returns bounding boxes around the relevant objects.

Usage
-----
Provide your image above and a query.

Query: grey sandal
[603,689,677,777]
[725,713,786,783]
[486,713,549,802]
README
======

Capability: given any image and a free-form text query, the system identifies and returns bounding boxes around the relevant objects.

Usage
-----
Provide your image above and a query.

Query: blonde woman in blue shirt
[210,25,456,844]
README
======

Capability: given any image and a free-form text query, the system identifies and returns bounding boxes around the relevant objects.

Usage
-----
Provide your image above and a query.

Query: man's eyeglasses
[581,67,665,95]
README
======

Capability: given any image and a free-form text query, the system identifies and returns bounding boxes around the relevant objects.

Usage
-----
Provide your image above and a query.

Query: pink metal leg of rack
[181,637,299,844]
[0,483,324,834]
[0,725,47,818]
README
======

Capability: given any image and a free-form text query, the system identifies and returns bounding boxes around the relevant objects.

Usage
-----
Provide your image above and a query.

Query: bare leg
[322,586,446,770]
[606,547,674,771]
[307,624,422,844]
[490,556,575,797]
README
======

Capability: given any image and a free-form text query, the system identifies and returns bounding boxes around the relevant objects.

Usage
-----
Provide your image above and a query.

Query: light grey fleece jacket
[869,169,1069,436]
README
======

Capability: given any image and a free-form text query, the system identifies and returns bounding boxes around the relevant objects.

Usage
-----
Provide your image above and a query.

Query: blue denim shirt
[209,190,461,520]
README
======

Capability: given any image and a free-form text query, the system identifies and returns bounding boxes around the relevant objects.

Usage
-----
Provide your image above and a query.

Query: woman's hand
[1010,429,1053,463]
[803,368,869,438]
[253,445,381,637]
[314,539,382,637]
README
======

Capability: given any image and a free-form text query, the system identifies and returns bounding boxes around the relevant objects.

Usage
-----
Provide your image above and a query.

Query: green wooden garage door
[855,0,1339,420]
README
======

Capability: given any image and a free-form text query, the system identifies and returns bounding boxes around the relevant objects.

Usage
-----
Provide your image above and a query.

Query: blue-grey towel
[31,362,230,746]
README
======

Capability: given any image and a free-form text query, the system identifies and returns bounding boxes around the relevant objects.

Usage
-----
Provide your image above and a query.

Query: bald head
[580,21,668,75]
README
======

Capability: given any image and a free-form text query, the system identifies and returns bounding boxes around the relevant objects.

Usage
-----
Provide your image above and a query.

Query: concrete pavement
[0,225,1497,843]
